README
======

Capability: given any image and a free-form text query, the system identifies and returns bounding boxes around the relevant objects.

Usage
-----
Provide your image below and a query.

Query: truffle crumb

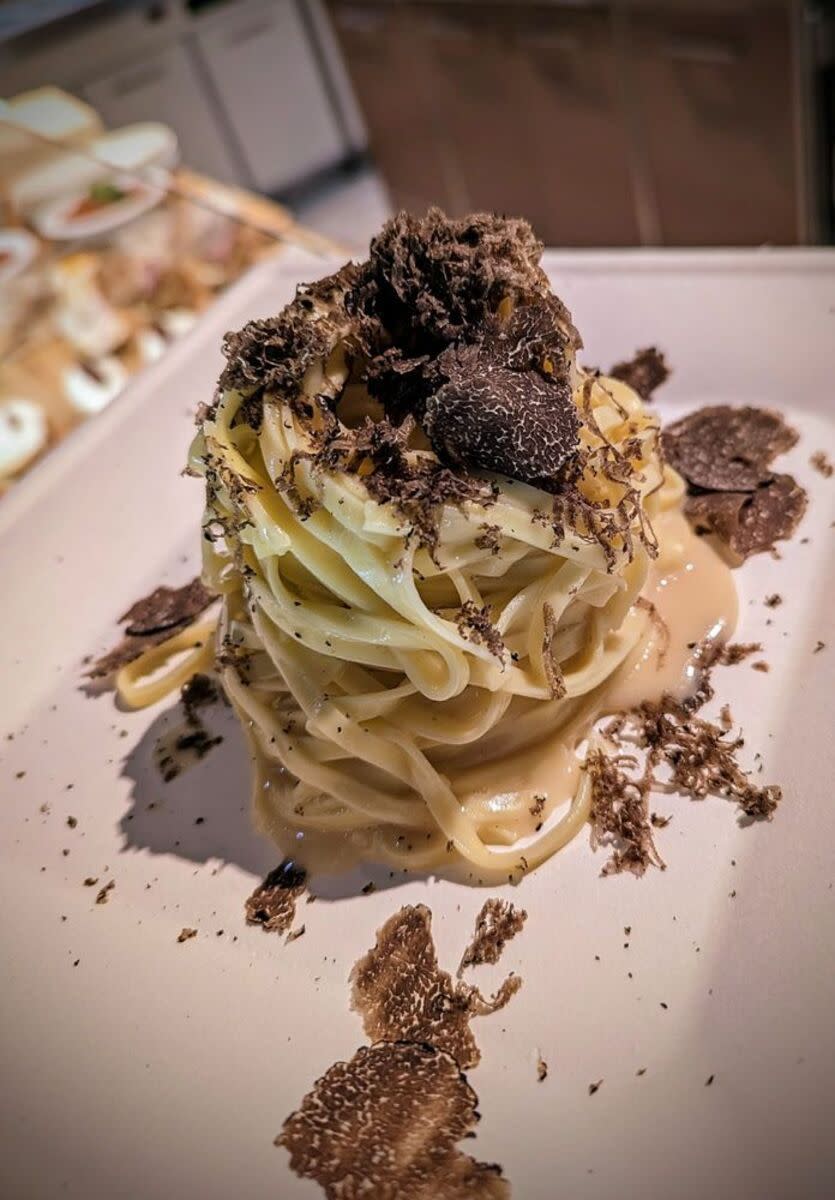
[475,523,503,555]
[95,880,115,905]
[180,672,220,721]
[705,1074,715,1086]
[456,601,505,660]
[66,816,78,829]
[285,924,306,944]
[609,347,670,400]
[529,794,546,819]
[752,661,770,673]
[177,927,198,943]
[810,451,833,478]
[588,1080,603,1096]
[814,640,826,654]
[245,860,307,934]
[459,899,527,972]
[764,594,782,608]
[537,1057,548,1082]
[720,642,762,665]
[279,1042,510,1200]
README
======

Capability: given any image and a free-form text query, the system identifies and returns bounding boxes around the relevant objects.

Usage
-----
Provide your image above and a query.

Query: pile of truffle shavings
[586,641,782,877]
[209,211,664,562]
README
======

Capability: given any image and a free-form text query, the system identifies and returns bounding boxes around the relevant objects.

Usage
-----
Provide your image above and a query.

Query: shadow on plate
[118,697,430,901]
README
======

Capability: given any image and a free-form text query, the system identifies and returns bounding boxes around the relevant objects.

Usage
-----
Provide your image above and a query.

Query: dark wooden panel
[329,2,639,245]
[631,5,798,245]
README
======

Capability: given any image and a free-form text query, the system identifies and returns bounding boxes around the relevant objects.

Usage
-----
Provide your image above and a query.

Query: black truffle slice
[685,473,807,559]
[424,350,580,491]
[662,406,798,492]
[609,347,670,401]
[350,904,520,1072]
[279,1042,509,1200]
[478,296,579,377]
[244,860,307,934]
[350,904,480,1069]
[119,577,214,636]
[367,294,579,428]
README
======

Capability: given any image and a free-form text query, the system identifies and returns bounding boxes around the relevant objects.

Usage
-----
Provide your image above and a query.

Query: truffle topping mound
[350,207,549,348]
[218,208,585,497]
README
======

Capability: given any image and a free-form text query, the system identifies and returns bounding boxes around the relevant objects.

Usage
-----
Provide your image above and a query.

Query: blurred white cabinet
[81,43,243,184]
[195,0,346,193]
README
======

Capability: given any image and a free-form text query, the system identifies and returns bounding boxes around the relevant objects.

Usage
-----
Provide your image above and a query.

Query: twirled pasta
[184,344,679,873]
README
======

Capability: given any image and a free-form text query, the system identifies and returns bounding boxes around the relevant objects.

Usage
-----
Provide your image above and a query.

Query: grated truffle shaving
[455,601,505,660]
[609,347,670,401]
[219,263,358,426]
[458,900,527,972]
[306,415,495,551]
[542,602,567,699]
[349,207,550,351]
[717,642,761,665]
[810,450,833,478]
[474,523,502,555]
[120,578,214,636]
[589,639,782,874]
[279,1042,509,1200]
[587,749,663,877]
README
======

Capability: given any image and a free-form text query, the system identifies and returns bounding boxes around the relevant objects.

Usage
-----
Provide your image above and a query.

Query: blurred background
[1,0,833,492]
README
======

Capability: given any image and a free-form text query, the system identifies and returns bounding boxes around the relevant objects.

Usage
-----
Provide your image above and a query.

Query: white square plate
[1,248,834,1200]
